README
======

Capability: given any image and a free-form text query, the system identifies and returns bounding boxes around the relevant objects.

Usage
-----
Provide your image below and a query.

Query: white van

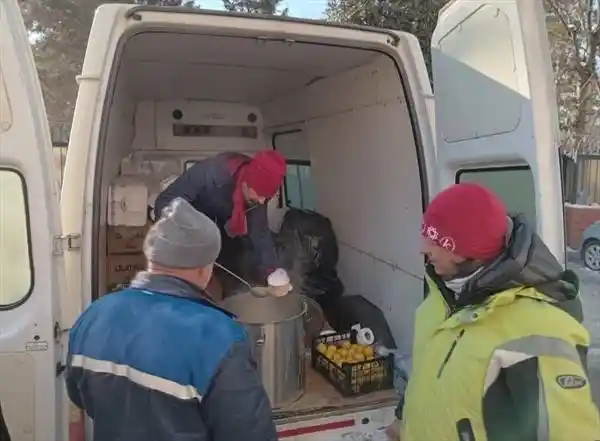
[0,0,564,439]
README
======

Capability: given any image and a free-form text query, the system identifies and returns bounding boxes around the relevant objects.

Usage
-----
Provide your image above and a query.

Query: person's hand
[266,269,292,297]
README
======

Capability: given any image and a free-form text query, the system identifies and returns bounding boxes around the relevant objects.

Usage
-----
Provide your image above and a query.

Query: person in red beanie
[387,183,599,441]
[154,150,289,298]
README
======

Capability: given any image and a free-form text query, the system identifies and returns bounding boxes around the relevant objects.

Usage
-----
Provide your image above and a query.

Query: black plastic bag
[322,295,397,349]
[276,209,344,299]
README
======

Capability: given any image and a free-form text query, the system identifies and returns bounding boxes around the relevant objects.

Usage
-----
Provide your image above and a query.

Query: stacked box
[105,222,150,293]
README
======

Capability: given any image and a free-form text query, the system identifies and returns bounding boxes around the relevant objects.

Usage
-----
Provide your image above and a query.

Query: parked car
[580,221,600,271]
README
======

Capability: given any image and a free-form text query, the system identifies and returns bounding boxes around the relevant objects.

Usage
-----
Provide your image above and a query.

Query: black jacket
[428,214,583,322]
[154,152,280,278]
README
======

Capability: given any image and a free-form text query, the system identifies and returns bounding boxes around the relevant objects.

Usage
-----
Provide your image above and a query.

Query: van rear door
[0,0,66,439]
[431,0,564,261]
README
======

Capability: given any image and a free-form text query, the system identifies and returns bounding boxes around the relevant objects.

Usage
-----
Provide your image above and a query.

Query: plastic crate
[311,330,394,396]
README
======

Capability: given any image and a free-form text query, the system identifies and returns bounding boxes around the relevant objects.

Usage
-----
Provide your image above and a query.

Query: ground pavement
[567,255,600,408]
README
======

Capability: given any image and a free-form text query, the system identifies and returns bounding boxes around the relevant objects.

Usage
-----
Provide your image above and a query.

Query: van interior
[96,29,427,416]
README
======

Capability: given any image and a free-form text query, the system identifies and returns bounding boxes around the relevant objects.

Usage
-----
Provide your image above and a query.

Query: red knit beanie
[421,183,507,261]
[242,150,286,198]
[226,150,286,238]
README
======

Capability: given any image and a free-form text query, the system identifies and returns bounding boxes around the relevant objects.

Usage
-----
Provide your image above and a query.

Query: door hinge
[55,321,71,377]
[54,321,71,341]
[53,233,81,255]
[56,362,66,377]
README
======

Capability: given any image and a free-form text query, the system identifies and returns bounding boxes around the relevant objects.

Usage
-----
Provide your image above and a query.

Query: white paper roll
[351,323,362,333]
[356,327,375,345]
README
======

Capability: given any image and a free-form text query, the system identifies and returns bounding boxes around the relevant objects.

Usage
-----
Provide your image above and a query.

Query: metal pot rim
[237,298,308,325]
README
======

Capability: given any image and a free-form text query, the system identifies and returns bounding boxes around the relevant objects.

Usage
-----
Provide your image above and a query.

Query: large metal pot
[222,292,307,408]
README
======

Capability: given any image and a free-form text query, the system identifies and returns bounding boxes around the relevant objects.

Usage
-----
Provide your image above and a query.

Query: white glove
[266,269,292,297]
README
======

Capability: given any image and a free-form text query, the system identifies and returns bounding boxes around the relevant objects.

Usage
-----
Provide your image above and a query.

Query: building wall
[565,203,600,249]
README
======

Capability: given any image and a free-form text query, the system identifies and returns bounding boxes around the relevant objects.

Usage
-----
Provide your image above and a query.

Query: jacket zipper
[437,329,466,378]
[426,264,457,318]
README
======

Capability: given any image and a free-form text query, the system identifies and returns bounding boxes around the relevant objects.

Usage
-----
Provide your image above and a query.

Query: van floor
[273,358,398,422]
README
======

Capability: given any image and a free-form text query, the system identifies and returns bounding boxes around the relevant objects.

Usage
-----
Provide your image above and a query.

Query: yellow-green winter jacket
[401,215,600,441]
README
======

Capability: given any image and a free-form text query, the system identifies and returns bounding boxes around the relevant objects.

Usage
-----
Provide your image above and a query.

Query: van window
[456,166,537,227]
[0,169,33,307]
[271,130,314,210]
[284,161,316,210]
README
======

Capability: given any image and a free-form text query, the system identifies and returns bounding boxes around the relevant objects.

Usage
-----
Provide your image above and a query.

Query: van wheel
[582,239,600,272]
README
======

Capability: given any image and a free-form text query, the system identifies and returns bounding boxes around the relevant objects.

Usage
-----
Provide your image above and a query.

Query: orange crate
[311,330,394,396]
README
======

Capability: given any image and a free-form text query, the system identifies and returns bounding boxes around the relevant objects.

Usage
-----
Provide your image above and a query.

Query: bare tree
[222,0,288,15]
[21,0,200,143]
[545,0,599,153]
[326,0,450,79]
[328,0,599,153]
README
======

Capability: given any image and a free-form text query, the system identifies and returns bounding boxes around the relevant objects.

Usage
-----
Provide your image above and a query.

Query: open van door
[431,0,564,261]
[0,0,66,439]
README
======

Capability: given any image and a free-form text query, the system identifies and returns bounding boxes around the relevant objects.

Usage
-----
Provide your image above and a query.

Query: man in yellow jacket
[391,183,599,441]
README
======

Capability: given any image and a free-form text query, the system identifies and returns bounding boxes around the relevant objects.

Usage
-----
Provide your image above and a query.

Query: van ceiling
[118,32,380,103]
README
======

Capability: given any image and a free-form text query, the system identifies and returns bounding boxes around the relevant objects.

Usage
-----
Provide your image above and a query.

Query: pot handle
[254,328,266,374]
[302,297,324,330]
[302,299,309,326]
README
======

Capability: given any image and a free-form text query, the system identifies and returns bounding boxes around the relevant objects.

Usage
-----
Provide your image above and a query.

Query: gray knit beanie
[144,198,221,268]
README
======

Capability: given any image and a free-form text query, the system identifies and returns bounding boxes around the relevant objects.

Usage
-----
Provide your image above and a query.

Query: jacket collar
[130,271,234,318]
[427,274,555,329]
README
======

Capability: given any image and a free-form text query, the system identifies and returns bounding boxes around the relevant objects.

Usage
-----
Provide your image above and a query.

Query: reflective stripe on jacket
[401,275,600,441]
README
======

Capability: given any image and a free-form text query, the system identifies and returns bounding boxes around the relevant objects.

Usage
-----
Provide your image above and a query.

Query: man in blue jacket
[66,198,277,441]
[154,150,287,288]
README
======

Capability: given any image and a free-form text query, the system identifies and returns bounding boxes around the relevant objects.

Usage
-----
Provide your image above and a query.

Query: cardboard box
[107,222,151,255]
[106,253,147,293]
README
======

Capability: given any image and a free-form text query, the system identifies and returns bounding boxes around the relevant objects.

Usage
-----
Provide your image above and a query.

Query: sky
[200,0,327,19]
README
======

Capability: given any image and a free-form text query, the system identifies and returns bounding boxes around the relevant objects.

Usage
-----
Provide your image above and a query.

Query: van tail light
[278,419,355,438]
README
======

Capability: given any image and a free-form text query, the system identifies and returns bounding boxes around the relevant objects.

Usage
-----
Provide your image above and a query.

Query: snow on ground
[564,202,600,208]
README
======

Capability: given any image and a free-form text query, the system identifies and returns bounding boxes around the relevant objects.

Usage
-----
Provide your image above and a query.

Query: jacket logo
[556,374,587,389]
[420,223,456,252]
[439,237,456,252]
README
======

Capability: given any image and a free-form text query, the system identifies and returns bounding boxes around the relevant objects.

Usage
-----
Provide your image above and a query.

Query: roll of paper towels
[356,327,375,345]
[351,323,375,345]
